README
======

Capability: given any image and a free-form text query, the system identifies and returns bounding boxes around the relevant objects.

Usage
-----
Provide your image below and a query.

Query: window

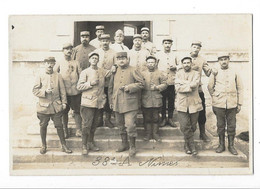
[124,25,136,36]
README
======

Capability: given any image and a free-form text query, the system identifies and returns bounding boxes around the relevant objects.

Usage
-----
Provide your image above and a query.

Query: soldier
[89,25,105,49]
[33,57,72,154]
[77,52,115,155]
[129,34,150,72]
[187,41,217,142]
[140,27,156,55]
[156,36,178,127]
[72,31,96,73]
[94,34,116,128]
[108,51,144,157]
[141,56,167,142]
[175,56,202,155]
[110,29,130,52]
[54,43,82,138]
[208,53,243,155]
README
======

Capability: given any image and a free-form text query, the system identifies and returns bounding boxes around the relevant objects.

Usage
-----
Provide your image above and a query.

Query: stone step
[27,122,182,136]
[28,113,179,136]
[12,147,248,164]
[12,134,218,150]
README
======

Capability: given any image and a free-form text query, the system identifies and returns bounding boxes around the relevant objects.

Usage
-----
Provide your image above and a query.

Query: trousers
[115,110,138,137]
[212,107,236,136]
[161,85,175,118]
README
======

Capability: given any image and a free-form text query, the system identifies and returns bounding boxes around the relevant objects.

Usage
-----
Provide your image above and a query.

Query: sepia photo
[9,14,252,175]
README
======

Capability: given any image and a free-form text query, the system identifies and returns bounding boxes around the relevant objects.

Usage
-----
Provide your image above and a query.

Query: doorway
[74,21,151,49]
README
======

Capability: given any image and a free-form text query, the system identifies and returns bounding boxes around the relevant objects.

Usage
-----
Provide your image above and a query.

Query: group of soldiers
[32,25,243,157]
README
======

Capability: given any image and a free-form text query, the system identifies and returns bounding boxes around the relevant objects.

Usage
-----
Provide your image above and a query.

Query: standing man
[108,51,144,157]
[33,57,72,154]
[94,34,116,128]
[188,41,217,142]
[156,36,177,127]
[175,56,202,155]
[129,34,150,72]
[141,56,167,142]
[54,43,82,138]
[72,31,96,73]
[140,27,157,55]
[110,29,130,52]
[89,25,105,49]
[208,53,243,155]
[77,52,114,155]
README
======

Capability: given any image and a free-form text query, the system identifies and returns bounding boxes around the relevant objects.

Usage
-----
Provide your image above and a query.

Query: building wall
[10,15,252,116]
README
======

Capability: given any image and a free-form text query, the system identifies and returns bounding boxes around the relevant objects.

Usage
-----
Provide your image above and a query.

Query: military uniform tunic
[72,44,96,73]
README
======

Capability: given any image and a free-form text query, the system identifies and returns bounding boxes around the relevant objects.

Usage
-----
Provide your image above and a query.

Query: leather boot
[82,127,88,155]
[189,136,197,155]
[168,118,177,128]
[40,127,47,154]
[143,123,152,141]
[216,134,225,153]
[87,131,100,151]
[152,123,162,142]
[74,113,82,137]
[184,137,191,154]
[228,135,238,155]
[129,136,136,157]
[199,124,210,142]
[160,116,167,127]
[104,112,115,128]
[116,134,129,152]
[56,128,72,153]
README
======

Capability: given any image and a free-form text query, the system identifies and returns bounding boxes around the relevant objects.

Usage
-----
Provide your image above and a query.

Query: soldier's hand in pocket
[110,104,113,110]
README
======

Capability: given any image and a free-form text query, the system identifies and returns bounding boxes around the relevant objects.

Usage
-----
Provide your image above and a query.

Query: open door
[74,21,151,49]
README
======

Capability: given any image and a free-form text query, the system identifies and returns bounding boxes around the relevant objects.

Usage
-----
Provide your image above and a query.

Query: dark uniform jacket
[72,44,96,73]
[108,65,144,113]
[141,69,167,108]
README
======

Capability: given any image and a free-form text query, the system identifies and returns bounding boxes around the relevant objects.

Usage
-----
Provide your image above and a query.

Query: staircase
[11,113,249,175]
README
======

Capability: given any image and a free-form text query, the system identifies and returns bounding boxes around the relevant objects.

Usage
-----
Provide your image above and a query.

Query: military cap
[162,36,173,43]
[146,55,157,62]
[62,43,73,49]
[141,27,150,32]
[133,34,142,40]
[191,40,202,47]
[100,34,110,40]
[88,52,99,59]
[80,31,90,36]
[181,55,192,63]
[96,25,105,30]
[217,53,230,60]
[115,51,128,58]
[115,29,124,36]
[44,57,56,62]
